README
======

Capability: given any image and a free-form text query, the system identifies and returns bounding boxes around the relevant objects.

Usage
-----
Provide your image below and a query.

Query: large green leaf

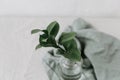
[63,39,77,51]
[31,29,42,34]
[58,32,76,44]
[47,21,59,37]
[63,48,81,61]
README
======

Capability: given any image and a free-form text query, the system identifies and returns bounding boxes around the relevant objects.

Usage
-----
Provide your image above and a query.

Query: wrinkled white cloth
[43,18,120,80]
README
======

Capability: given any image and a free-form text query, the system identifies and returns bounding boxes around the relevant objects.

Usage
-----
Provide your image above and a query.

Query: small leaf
[38,33,55,48]
[42,30,48,35]
[35,44,42,50]
[39,34,48,43]
[41,43,54,47]
[47,36,56,46]
[39,35,56,47]
[47,21,59,37]
[59,32,76,44]
[31,29,42,34]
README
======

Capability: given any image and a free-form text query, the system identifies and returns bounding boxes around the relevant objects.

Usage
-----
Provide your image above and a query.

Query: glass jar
[59,57,82,80]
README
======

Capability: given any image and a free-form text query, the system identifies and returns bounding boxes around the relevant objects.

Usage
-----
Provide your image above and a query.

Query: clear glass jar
[59,57,82,80]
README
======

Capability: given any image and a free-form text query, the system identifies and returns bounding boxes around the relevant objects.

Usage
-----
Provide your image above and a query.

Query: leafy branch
[31,21,81,62]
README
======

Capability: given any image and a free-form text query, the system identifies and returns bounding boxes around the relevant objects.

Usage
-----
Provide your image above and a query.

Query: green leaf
[35,44,42,50]
[63,39,77,51]
[31,29,42,34]
[31,29,48,36]
[72,49,81,61]
[39,35,57,47]
[47,21,59,37]
[47,36,56,46]
[42,30,48,35]
[41,43,53,47]
[39,34,48,43]
[63,48,81,62]
[58,32,76,44]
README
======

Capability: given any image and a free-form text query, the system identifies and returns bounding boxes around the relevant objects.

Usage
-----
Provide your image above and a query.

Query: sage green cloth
[43,52,95,80]
[43,18,120,80]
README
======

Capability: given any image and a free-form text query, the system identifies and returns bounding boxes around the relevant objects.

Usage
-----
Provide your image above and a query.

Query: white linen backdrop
[0,0,120,17]
[0,17,120,80]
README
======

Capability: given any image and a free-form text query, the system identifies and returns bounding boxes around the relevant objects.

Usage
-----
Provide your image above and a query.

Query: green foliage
[64,48,81,61]
[31,21,81,62]
[58,32,76,44]
[31,29,42,34]
[62,39,77,51]
[47,21,59,37]
[61,39,81,61]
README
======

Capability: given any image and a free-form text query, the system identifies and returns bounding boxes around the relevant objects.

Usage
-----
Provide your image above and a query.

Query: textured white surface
[0,17,120,80]
[0,0,120,17]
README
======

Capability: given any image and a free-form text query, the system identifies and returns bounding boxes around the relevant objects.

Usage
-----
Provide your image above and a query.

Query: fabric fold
[43,18,120,80]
